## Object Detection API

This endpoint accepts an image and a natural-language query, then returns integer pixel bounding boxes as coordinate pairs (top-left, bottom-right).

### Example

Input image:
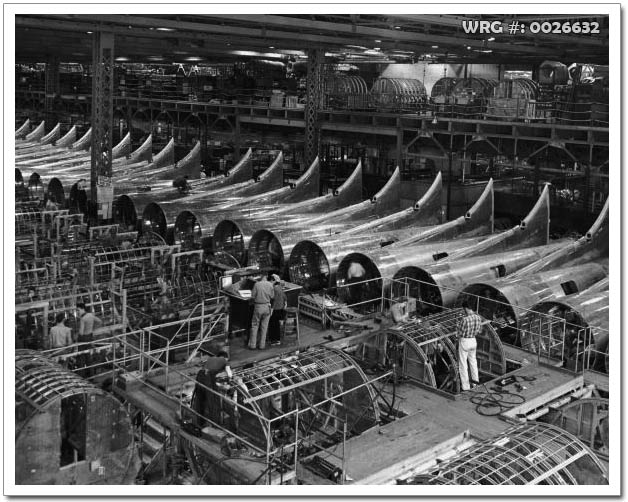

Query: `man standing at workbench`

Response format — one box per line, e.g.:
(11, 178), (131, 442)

(249, 274), (274, 350)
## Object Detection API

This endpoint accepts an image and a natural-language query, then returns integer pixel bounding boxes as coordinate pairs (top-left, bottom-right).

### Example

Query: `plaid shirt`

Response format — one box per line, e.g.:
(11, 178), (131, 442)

(457, 311), (484, 338)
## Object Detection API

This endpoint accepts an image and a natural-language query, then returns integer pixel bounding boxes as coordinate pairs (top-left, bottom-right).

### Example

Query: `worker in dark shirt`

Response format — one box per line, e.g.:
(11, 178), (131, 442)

(173, 175), (191, 194)
(193, 350), (233, 428)
(268, 274), (287, 346)
(69, 179), (88, 214)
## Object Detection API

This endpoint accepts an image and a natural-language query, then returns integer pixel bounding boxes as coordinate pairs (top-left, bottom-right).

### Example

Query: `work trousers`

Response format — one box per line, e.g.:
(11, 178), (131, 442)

(249, 303), (271, 349)
(268, 309), (285, 344)
(458, 337), (479, 391)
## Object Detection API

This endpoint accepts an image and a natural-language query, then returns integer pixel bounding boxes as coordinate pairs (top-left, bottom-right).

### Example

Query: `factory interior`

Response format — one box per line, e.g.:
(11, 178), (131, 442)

(11, 11), (615, 490)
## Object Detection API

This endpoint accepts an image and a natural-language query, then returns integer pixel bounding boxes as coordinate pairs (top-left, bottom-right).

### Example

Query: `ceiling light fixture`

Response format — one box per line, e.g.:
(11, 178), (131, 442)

(488, 37), (496, 42)
(86, 31), (93, 34)
(156, 27), (175, 32)
(375, 39), (381, 42)
(432, 45), (438, 49)
(394, 26), (401, 29)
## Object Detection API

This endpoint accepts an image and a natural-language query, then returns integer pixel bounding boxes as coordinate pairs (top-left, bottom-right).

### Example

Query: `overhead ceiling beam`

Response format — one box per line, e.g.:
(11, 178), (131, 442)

(199, 13), (569, 55)
(22, 14), (571, 56)
(15, 16), (428, 54)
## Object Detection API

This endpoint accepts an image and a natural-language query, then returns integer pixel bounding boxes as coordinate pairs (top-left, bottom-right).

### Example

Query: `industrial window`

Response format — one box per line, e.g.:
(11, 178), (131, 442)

(561, 281), (579, 295)
(490, 265), (507, 278)
(60, 395), (87, 467)
(432, 252), (448, 261)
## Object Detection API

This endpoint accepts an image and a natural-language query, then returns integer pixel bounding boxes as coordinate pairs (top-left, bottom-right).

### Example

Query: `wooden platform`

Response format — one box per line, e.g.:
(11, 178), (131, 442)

(305, 361), (586, 484)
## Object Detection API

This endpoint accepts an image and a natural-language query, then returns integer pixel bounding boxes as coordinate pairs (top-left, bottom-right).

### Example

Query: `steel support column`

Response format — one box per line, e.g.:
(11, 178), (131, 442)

(305, 48), (324, 167)
(44, 56), (60, 129)
(395, 118), (404, 171)
(234, 115), (241, 163)
(90, 31), (115, 222)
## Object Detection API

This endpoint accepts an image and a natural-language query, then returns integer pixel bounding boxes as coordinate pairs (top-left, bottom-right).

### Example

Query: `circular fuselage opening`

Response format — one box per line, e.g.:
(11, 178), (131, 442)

(174, 210), (203, 250)
(336, 253), (382, 309)
(213, 220), (246, 266)
(392, 267), (443, 315)
(288, 240), (331, 292)
(112, 195), (137, 231)
(248, 230), (284, 272)
(142, 203), (168, 240)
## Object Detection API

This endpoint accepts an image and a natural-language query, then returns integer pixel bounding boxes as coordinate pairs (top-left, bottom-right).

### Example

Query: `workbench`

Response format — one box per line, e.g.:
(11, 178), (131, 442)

(222, 281), (302, 336)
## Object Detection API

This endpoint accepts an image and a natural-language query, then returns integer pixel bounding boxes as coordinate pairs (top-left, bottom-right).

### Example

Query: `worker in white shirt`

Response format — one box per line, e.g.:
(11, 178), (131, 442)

(49, 312), (73, 348)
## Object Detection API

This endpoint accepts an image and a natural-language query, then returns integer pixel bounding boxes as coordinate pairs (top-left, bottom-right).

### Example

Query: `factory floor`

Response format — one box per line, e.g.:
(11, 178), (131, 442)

(226, 317), (358, 368)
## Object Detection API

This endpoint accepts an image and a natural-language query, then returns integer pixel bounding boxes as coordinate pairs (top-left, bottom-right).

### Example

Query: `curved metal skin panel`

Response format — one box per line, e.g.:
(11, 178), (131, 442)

(510, 197), (609, 279)
(113, 139), (177, 181)
(262, 160), (364, 216)
(581, 277), (609, 294)
(212, 217), (335, 265)
(345, 171), (444, 234)
(111, 132), (132, 159)
(54, 125), (77, 148)
(24, 120), (46, 142)
(519, 291), (609, 368)
(172, 140), (202, 179)
(16, 149), (89, 170)
(393, 178), (494, 246)
(335, 237), (485, 304)
(15, 118), (30, 139)
(39, 123), (61, 145)
(150, 137), (176, 169)
(113, 148), (256, 225)
(156, 152), (283, 243)
(14, 141), (59, 160)
(456, 261), (609, 345)
(168, 151), (283, 206)
(70, 127), (92, 150)
(407, 422), (608, 485)
(248, 224), (377, 276)
(221, 155), (321, 210)
(46, 177), (66, 206)
(126, 134), (153, 164)
(392, 240), (571, 311)
(15, 350), (139, 485)
(446, 183), (549, 260)
(305, 167), (402, 226)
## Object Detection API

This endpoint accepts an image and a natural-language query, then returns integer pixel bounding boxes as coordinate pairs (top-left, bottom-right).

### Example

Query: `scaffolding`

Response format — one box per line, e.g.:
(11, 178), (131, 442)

(104, 330), (383, 484)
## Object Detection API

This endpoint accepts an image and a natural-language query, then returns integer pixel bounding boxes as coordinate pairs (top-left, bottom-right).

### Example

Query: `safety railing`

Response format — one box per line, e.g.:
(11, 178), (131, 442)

(107, 341), (389, 484)
(15, 86), (610, 129)
(388, 275), (608, 377)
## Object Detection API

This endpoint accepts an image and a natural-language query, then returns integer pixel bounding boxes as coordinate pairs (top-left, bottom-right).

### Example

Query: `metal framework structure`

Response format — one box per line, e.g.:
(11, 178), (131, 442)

(345, 307), (506, 394)
(305, 48), (324, 168)
(15, 350), (139, 485)
(44, 56), (60, 127)
(90, 31), (115, 220)
(402, 422), (608, 485)
(548, 398), (609, 461)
